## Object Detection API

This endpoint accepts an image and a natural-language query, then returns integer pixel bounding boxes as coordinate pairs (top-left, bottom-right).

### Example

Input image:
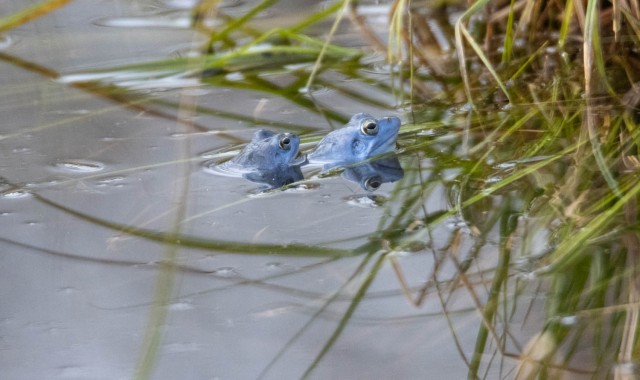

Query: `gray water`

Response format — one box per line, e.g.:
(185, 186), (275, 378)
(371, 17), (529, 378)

(0, 1), (564, 379)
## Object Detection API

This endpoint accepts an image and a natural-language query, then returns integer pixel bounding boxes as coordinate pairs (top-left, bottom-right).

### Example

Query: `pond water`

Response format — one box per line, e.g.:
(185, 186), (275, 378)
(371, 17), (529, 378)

(0, 1), (630, 379)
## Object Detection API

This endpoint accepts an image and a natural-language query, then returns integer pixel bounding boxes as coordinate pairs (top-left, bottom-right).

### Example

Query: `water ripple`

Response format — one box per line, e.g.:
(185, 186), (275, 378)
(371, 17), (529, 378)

(54, 160), (105, 173)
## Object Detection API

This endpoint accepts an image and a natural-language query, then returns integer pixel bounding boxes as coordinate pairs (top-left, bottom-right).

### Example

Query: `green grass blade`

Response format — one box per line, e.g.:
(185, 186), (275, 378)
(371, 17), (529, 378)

(454, 0), (491, 107)
(301, 251), (388, 379)
(459, 26), (512, 103)
(31, 191), (356, 257)
(559, 0), (575, 48)
(207, 0), (278, 46)
(543, 179), (640, 273)
(501, 0), (517, 64)
(305, 0), (350, 91)
(0, 0), (72, 33)
(468, 206), (516, 379)
(257, 252), (376, 379)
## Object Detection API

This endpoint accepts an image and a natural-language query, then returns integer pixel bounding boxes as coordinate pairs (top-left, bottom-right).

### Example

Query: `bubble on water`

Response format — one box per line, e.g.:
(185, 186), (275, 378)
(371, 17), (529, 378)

(344, 194), (387, 208)
(416, 129), (439, 136)
(485, 176), (503, 184)
(97, 176), (125, 184)
(0, 34), (13, 50)
(169, 301), (194, 311)
(494, 162), (516, 169)
(389, 250), (412, 258)
(495, 155), (552, 170)
(298, 84), (330, 95)
(614, 362), (640, 376)
(0, 211), (12, 216)
(163, 342), (201, 353)
(225, 72), (244, 81)
(252, 304), (297, 319)
(214, 267), (238, 277)
(264, 262), (295, 272)
(480, 188), (494, 197)
(516, 271), (538, 281)
(54, 160), (105, 173)
(48, 327), (61, 335)
(58, 366), (104, 378)
(446, 220), (469, 229)
(265, 262), (283, 270)
(57, 287), (75, 294)
(558, 315), (577, 326)
(100, 137), (125, 142)
(450, 102), (473, 114)
(2, 189), (30, 199)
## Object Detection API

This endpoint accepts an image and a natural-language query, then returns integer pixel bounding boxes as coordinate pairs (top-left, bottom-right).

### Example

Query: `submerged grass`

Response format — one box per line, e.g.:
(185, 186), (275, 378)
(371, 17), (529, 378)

(2, 0), (640, 378)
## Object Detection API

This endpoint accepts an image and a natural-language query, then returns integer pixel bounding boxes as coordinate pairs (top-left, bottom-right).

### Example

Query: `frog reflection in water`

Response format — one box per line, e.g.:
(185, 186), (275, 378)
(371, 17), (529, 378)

(220, 129), (304, 188)
(341, 155), (404, 191)
(307, 113), (401, 166)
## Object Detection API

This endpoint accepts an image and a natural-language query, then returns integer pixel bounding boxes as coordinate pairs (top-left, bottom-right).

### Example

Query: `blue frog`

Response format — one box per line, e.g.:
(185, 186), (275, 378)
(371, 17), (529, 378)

(307, 113), (401, 165)
(211, 129), (304, 189)
(224, 129), (303, 171)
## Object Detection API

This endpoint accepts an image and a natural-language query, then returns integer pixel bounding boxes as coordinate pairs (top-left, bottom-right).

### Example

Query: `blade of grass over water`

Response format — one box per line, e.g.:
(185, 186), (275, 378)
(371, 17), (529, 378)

(468, 205), (517, 379)
(304, 0), (350, 91)
(454, 0), (490, 107)
(501, 0), (517, 64)
(62, 45), (360, 81)
(558, 0), (575, 48)
(135, 46), (210, 380)
(542, 178), (640, 274)
(584, 0), (615, 97)
(0, 52), (215, 134)
(0, 0), (72, 33)
(507, 41), (548, 82)
(290, 0), (344, 33)
(458, 26), (512, 103)
(206, 0), (278, 46)
(257, 251), (378, 380)
(30, 191), (357, 257)
(585, 104), (623, 198)
(301, 251), (388, 379)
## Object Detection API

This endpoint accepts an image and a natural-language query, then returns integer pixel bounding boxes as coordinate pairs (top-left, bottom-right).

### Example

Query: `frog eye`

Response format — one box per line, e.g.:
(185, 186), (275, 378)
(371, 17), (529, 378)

(360, 119), (378, 136)
(364, 176), (382, 191)
(279, 136), (291, 150)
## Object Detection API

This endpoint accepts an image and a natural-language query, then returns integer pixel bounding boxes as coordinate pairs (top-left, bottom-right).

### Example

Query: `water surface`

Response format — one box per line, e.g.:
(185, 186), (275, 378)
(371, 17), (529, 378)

(0, 1), (618, 379)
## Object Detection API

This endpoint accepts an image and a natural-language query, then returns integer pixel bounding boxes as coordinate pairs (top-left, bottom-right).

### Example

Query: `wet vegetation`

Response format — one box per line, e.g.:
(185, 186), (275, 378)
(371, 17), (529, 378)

(2, 0), (640, 379)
